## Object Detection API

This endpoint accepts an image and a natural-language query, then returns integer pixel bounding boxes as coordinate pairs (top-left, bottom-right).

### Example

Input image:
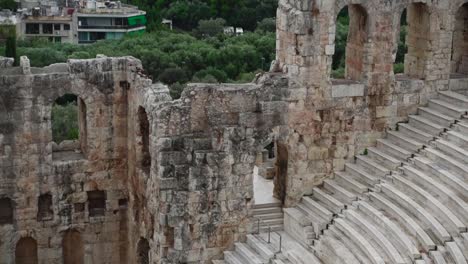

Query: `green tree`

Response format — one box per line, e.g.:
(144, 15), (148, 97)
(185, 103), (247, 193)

(0, 0), (16, 10)
(197, 18), (226, 37)
(5, 36), (16, 62)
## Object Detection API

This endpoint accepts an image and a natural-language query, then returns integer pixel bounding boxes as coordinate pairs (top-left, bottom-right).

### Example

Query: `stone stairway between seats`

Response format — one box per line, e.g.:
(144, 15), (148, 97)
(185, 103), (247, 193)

(213, 90), (468, 264)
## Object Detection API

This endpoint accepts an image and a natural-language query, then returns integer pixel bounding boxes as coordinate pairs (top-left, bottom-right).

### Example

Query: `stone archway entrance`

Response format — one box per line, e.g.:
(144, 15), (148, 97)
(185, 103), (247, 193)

(15, 237), (38, 264)
(63, 229), (84, 264)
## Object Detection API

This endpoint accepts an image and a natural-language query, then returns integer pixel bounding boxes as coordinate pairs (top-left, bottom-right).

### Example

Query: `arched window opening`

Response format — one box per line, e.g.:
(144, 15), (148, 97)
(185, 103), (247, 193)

(404, 3), (430, 79)
(394, 9), (408, 74)
(137, 238), (150, 264)
(332, 5), (369, 82)
(137, 106), (151, 173)
(15, 237), (38, 264)
(452, 3), (468, 75)
(63, 229), (84, 264)
(0, 197), (13, 225)
(87, 190), (106, 217)
(52, 94), (87, 160)
(37, 193), (53, 221)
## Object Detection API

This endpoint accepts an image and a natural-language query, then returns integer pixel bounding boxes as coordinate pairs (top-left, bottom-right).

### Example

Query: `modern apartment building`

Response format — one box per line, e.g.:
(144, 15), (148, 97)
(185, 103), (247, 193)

(0, 0), (146, 44)
(77, 1), (146, 43)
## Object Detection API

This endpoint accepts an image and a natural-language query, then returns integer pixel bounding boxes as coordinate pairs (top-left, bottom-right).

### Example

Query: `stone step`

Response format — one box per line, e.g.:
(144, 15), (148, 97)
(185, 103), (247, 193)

(212, 260), (227, 264)
(345, 162), (380, 186)
(246, 234), (275, 260)
(252, 202), (282, 210)
(261, 218), (284, 226)
(259, 225), (283, 233)
(323, 179), (357, 203)
(454, 122), (468, 134)
(312, 235), (361, 264)
(387, 130), (424, 152)
(445, 130), (468, 149)
(402, 165), (468, 224)
(334, 171), (368, 194)
(408, 115), (445, 136)
(429, 99), (467, 118)
(418, 107), (455, 127)
(423, 147), (468, 181)
(234, 243), (266, 264)
(380, 183), (452, 242)
(391, 174), (467, 234)
(368, 146), (402, 170)
(311, 187), (345, 214)
(269, 232), (322, 264)
(429, 248), (448, 264)
(438, 90), (468, 108)
(333, 217), (386, 264)
(254, 212), (284, 221)
(325, 226), (374, 264)
(398, 123), (434, 144)
(302, 196), (334, 221)
(253, 207), (283, 215)
(224, 251), (244, 264)
(357, 201), (421, 260)
(368, 192), (436, 251)
(446, 241), (468, 264)
(376, 139), (412, 161)
(343, 209), (407, 264)
(355, 155), (390, 178)
(413, 156), (468, 200)
(294, 204), (326, 236)
(434, 139), (468, 163)
(454, 234), (468, 260)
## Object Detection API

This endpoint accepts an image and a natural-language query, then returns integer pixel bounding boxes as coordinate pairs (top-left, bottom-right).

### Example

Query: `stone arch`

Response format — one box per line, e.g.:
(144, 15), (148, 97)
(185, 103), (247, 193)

(0, 197), (13, 225)
(403, 2), (431, 78)
(137, 238), (150, 264)
(332, 4), (369, 81)
(451, 3), (468, 74)
(63, 229), (84, 264)
(137, 106), (151, 173)
(15, 237), (38, 264)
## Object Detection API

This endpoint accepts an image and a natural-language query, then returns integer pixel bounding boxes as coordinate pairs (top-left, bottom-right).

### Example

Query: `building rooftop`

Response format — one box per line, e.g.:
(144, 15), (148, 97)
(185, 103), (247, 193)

(77, 2), (145, 16)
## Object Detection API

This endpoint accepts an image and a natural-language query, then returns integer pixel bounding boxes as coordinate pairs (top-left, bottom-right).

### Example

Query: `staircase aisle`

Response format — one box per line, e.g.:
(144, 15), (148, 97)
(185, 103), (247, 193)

(213, 90), (468, 264)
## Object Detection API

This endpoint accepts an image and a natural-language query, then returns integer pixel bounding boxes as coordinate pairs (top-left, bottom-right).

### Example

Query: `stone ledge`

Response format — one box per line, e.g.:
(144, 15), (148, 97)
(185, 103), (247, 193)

(331, 83), (365, 98)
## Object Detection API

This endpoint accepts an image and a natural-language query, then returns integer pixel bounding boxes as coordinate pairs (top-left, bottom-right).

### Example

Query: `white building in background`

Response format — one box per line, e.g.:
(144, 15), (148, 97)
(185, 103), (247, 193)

(1, 0), (146, 44)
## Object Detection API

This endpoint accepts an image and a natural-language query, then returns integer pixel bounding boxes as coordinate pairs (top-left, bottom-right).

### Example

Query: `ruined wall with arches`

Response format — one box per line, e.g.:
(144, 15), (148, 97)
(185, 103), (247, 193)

(276, 0), (468, 204)
(0, 56), (287, 263)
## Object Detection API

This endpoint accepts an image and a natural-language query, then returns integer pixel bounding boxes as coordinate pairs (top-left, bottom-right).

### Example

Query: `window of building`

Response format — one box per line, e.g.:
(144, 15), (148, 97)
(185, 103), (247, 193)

(43, 23), (53, 34)
(0, 198), (13, 225)
(15, 237), (38, 264)
(452, 3), (468, 75)
(137, 106), (151, 173)
(37, 193), (53, 221)
(25, 23), (39, 34)
(87, 190), (106, 217)
(54, 24), (61, 31)
(52, 94), (87, 159)
(64, 24), (70, 30)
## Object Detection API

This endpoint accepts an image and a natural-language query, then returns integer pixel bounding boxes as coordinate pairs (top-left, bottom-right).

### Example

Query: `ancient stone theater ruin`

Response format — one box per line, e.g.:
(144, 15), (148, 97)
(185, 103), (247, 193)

(1, 0), (468, 263)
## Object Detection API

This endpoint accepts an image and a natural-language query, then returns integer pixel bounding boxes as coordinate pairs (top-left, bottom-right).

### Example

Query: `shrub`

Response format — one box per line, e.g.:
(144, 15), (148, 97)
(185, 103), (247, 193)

(158, 68), (189, 85)
(197, 18), (226, 37)
(394, 63), (404, 74)
(193, 67), (227, 82)
(169, 82), (186, 99)
(256, 18), (276, 32)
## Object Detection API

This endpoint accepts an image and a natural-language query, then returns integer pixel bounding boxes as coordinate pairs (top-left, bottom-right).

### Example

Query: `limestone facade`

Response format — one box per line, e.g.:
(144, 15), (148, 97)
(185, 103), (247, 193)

(1, 0), (468, 263)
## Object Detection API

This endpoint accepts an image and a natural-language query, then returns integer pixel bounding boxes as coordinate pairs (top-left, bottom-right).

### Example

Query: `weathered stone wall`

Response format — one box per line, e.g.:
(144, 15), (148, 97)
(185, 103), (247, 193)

(0, 57), (148, 263)
(0, 57), (287, 263)
(276, 0), (468, 204)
